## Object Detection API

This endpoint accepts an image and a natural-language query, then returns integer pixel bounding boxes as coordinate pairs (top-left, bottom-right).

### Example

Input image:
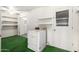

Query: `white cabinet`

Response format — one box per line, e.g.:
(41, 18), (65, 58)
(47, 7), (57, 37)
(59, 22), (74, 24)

(27, 30), (46, 52)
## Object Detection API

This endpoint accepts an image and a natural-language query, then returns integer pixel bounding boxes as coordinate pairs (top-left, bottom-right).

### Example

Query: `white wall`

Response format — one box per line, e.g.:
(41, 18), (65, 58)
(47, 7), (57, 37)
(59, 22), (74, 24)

(18, 12), (29, 35)
(27, 7), (54, 31)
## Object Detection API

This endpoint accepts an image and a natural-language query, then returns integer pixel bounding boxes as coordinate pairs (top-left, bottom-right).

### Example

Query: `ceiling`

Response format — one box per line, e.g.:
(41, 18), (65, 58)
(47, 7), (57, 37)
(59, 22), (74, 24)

(15, 6), (40, 11)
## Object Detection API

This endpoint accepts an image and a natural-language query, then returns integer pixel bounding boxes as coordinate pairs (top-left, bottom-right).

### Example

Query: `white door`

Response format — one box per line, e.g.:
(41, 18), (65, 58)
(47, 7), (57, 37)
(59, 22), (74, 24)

(54, 7), (73, 51)
(18, 17), (27, 35)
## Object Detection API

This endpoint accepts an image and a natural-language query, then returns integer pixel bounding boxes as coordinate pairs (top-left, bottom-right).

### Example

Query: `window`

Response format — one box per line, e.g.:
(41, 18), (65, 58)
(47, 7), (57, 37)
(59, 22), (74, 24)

(56, 10), (69, 26)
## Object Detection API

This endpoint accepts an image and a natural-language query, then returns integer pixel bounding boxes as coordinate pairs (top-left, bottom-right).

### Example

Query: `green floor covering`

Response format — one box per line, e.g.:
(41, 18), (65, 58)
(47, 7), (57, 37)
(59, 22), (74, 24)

(1, 35), (34, 52)
(42, 45), (69, 52)
(1, 35), (69, 52)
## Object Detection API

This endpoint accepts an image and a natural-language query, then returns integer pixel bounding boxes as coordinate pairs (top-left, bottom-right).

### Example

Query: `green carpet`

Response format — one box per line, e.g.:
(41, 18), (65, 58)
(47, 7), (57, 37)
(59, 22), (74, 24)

(42, 45), (69, 52)
(1, 35), (69, 52)
(1, 35), (34, 52)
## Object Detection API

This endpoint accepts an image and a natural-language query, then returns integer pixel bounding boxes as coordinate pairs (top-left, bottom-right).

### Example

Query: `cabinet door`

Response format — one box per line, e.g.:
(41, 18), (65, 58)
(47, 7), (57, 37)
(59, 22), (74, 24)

(28, 31), (39, 51)
(54, 7), (73, 51)
(39, 31), (46, 51)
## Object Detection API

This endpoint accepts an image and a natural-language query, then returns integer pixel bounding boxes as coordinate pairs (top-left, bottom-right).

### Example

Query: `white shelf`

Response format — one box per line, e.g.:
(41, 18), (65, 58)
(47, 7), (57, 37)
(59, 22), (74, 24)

(2, 20), (18, 23)
(39, 17), (52, 25)
(2, 24), (18, 26)
(39, 22), (52, 25)
(2, 16), (17, 19)
(39, 17), (52, 20)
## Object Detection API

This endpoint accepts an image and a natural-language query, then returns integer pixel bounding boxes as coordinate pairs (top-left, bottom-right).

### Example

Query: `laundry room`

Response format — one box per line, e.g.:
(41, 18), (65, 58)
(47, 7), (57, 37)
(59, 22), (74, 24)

(0, 6), (79, 52)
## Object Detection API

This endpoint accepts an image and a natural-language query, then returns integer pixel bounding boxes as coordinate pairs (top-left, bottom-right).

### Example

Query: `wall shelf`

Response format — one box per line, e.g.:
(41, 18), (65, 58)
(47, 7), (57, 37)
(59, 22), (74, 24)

(2, 24), (18, 26)
(0, 12), (19, 38)
(2, 20), (18, 23)
(39, 18), (52, 20)
(39, 17), (52, 25)
(1, 15), (18, 27)
(39, 22), (52, 25)
(2, 16), (17, 19)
